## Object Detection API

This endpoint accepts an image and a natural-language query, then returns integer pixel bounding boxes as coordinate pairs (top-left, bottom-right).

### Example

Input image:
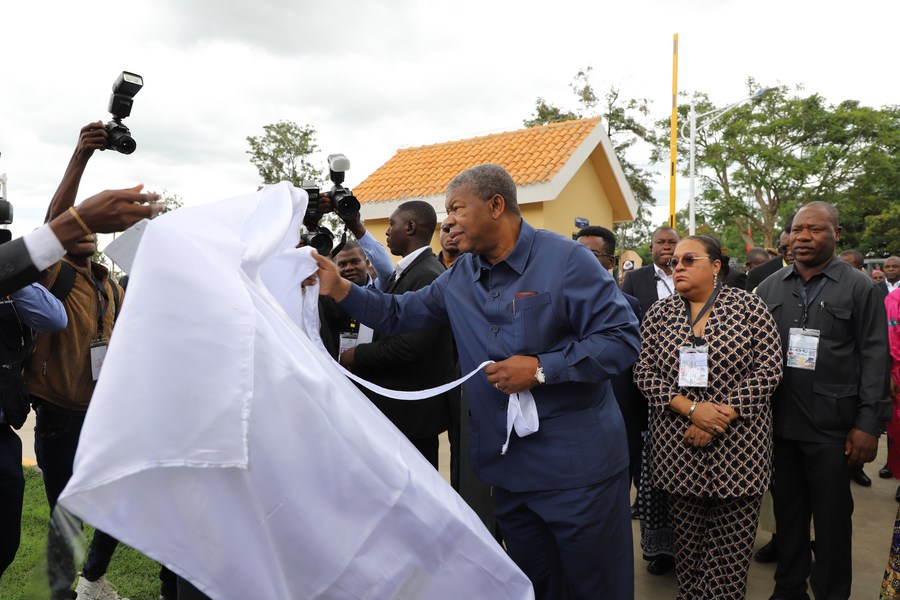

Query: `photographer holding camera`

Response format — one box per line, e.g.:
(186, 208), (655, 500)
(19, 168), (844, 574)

(26, 122), (137, 600)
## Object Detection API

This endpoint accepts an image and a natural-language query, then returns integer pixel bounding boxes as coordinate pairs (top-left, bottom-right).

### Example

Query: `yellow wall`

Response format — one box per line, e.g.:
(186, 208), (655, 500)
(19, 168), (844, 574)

(543, 160), (613, 239)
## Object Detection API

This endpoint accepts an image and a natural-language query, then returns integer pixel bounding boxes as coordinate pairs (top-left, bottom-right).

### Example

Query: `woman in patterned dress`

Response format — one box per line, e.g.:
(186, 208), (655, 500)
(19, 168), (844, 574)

(634, 235), (783, 600)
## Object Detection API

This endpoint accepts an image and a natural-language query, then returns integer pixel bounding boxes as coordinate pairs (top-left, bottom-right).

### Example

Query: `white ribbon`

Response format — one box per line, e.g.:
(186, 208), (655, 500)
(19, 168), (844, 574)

(301, 277), (540, 454)
(340, 361), (540, 455)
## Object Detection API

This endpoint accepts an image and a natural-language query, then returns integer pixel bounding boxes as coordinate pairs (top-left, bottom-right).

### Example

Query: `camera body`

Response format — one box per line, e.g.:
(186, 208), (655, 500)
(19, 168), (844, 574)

(299, 154), (360, 256)
(105, 71), (143, 154)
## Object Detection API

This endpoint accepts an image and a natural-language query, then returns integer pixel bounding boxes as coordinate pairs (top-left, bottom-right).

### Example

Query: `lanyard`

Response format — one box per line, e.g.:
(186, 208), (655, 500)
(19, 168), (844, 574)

(683, 284), (721, 344)
(74, 267), (111, 340)
(796, 277), (827, 328)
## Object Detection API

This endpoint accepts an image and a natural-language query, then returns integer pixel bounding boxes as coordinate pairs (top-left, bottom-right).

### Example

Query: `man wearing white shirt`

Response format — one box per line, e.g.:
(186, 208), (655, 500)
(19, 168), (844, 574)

(884, 256), (900, 294)
(622, 226), (679, 318)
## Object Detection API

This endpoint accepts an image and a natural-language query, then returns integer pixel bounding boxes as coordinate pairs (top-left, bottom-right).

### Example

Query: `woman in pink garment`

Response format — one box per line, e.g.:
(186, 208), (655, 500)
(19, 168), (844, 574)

(880, 288), (900, 599)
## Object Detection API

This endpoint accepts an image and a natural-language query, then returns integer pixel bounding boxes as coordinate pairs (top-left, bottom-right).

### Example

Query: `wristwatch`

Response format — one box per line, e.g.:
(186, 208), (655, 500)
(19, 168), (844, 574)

(534, 364), (545, 385)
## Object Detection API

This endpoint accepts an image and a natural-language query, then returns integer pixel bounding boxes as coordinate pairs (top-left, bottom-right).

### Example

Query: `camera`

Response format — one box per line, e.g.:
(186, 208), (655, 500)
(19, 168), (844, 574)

(105, 71), (143, 154)
(325, 154), (361, 222)
(300, 154), (360, 256)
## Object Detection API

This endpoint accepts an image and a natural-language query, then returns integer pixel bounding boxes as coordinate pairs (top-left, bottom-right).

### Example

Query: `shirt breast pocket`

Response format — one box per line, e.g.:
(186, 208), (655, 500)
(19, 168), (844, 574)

(819, 303), (852, 340)
(514, 292), (555, 353)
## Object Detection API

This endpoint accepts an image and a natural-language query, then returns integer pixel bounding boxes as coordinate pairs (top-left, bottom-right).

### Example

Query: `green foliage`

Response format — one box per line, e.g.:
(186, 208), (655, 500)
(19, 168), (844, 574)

(246, 120), (321, 187)
(523, 98), (578, 128)
(523, 66), (658, 251)
(1, 468), (161, 600)
(664, 79), (899, 255)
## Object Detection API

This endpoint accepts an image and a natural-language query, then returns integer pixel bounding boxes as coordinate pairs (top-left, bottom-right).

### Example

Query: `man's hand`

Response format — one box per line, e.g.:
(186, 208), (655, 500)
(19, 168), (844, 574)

(684, 424), (714, 448)
(321, 191), (366, 238)
(74, 184), (163, 233)
(339, 347), (356, 369)
(74, 121), (108, 161)
(312, 252), (352, 300)
(484, 356), (540, 394)
(845, 428), (878, 467)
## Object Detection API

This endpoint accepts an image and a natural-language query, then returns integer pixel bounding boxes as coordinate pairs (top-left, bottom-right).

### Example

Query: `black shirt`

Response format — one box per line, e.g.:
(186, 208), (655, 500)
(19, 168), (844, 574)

(757, 257), (891, 442)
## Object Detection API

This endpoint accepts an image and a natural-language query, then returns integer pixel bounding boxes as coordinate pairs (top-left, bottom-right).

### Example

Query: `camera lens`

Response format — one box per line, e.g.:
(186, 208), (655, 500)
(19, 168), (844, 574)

(335, 194), (360, 221)
(109, 131), (136, 155)
(105, 122), (136, 155)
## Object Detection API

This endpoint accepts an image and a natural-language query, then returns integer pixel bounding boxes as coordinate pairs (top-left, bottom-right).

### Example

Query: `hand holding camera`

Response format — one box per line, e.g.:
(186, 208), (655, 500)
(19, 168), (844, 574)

(300, 154), (361, 256)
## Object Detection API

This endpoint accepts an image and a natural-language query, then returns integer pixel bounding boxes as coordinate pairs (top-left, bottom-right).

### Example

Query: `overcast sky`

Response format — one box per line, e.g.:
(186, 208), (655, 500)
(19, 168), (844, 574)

(0, 0), (896, 238)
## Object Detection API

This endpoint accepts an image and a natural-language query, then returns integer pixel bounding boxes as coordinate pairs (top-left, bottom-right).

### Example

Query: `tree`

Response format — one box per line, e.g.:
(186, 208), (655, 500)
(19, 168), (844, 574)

(246, 121), (320, 186)
(524, 67), (658, 250)
(833, 105), (900, 256)
(664, 80), (898, 257)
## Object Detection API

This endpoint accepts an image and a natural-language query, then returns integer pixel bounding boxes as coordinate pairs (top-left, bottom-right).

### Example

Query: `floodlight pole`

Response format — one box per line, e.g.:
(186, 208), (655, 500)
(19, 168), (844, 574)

(684, 87), (776, 235)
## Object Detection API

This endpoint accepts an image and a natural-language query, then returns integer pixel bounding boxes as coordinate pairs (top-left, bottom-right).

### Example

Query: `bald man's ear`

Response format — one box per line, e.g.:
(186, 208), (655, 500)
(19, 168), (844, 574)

(407, 220), (416, 236)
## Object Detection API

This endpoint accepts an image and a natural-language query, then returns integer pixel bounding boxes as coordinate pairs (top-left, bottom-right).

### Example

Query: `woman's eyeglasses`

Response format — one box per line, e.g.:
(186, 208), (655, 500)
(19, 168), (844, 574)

(667, 253), (711, 270)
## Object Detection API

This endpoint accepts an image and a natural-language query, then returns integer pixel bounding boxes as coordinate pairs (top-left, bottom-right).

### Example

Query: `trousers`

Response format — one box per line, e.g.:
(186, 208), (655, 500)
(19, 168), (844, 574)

(33, 401), (121, 596)
(772, 437), (853, 600)
(0, 423), (24, 576)
(669, 493), (762, 599)
(494, 468), (633, 600)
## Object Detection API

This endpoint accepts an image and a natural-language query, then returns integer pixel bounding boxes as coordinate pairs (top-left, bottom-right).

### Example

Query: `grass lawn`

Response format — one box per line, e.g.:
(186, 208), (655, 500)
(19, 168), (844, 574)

(0, 467), (163, 600)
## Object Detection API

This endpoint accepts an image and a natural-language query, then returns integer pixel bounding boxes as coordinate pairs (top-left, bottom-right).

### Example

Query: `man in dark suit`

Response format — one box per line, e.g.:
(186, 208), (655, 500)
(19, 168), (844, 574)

(621, 226), (679, 316)
(339, 200), (455, 469)
(746, 216), (795, 292)
(618, 225), (681, 576)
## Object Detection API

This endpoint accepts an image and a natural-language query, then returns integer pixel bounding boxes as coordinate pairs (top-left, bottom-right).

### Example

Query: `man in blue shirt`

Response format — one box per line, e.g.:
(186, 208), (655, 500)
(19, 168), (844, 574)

(0, 282), (67, 578)
(313, 164), (640, 599)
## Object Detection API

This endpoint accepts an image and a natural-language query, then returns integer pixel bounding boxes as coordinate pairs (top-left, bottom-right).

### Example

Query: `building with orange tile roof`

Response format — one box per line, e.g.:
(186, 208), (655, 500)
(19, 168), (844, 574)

(352, 117), (637, 259)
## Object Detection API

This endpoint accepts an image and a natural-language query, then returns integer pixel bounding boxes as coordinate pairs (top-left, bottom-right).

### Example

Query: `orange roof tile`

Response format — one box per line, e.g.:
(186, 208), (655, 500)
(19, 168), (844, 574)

(354, 117), (602, 204)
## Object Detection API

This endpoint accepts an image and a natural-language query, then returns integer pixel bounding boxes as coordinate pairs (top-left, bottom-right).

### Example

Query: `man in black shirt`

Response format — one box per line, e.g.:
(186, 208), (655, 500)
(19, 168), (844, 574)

(758, 201), (890, 600)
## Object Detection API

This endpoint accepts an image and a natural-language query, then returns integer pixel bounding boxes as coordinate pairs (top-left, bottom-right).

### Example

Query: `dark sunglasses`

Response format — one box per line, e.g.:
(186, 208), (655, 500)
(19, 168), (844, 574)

(667, 253), (710, 270)
(589, 249), (619, 264)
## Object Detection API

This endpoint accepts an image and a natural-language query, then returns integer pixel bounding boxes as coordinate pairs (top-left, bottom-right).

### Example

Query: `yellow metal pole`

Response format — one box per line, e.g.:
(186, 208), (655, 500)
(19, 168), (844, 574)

(669, 34), (679, 228)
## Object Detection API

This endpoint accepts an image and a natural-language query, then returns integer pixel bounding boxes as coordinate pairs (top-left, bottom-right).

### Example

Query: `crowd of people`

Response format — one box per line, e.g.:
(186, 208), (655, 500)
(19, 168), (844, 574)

(0, 123), (897, 600)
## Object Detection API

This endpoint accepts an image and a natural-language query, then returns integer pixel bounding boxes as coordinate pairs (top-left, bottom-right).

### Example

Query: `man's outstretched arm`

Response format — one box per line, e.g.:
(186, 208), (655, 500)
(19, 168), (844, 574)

(44, 121), (107, 222)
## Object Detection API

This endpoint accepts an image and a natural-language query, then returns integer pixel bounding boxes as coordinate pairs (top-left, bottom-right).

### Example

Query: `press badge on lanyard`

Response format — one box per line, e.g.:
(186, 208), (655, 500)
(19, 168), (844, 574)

(90, 340), (108, 380)
(679, 346), (709, 387)
(787, 277), (826, 371)
(787, 328), (819, 370)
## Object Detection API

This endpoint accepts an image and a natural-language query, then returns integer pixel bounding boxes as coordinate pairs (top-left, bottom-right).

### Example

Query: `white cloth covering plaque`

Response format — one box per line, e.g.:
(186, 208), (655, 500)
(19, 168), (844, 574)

(59, 183), (533, 600)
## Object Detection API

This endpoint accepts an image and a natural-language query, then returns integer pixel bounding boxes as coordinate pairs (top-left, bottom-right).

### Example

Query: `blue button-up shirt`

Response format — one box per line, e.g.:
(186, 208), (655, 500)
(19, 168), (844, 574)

(340, 220), (640, 491)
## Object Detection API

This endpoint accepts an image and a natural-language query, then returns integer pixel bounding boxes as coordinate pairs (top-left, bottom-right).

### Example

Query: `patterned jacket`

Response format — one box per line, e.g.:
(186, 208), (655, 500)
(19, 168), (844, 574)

(634, 285), (783, 497)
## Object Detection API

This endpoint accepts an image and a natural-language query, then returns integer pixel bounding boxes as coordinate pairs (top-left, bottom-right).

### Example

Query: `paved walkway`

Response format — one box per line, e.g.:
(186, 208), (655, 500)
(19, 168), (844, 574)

(18, 418), (895, 598)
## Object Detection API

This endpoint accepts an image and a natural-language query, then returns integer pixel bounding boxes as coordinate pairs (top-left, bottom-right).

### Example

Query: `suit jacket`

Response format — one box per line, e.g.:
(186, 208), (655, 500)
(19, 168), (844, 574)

(610, 292), (646, 475)
(352, 250), (455, 440)
(745, 256), (784, 292)
(725, 268), (747, 290)
(877, 281), (890, 298)
(0, 238), (44, 296)
(621, 264), (666, 320)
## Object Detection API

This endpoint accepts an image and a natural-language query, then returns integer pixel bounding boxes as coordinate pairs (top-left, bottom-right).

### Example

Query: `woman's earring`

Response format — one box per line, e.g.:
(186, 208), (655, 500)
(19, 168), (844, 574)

(713, 271), (719, 287)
